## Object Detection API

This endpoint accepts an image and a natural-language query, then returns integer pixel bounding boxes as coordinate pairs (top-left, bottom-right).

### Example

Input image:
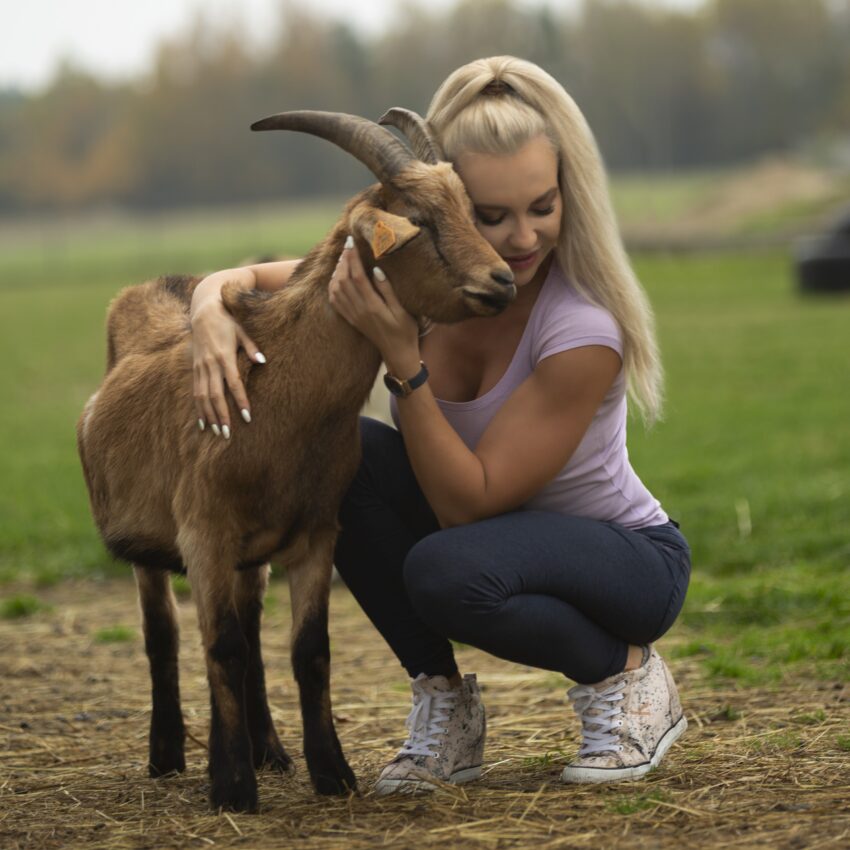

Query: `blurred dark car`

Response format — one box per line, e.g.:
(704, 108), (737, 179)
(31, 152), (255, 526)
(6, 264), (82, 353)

(795, 208), (850, 293)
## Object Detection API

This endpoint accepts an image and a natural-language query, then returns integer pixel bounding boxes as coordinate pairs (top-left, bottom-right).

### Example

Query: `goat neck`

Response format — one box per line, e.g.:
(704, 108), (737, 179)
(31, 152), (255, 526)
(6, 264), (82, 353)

(223, 205), (386, 414)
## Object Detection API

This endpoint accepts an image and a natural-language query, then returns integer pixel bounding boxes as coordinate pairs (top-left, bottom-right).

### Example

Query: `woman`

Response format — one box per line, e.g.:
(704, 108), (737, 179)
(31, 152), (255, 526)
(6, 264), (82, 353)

(189, 56), (690, 794)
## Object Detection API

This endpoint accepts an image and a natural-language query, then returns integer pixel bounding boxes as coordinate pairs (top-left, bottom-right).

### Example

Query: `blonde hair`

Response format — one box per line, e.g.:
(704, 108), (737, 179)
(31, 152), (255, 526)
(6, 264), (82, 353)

(427, 56), (663, 425)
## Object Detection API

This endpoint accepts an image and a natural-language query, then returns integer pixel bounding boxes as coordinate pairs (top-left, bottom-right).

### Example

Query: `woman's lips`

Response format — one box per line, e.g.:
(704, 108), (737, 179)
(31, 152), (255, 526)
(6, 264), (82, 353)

(504, 250), (538, 270)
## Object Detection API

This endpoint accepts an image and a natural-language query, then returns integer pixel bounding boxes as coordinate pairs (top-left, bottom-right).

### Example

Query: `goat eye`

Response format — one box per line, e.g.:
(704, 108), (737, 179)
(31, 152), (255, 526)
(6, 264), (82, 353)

(408, 216), (425, 228)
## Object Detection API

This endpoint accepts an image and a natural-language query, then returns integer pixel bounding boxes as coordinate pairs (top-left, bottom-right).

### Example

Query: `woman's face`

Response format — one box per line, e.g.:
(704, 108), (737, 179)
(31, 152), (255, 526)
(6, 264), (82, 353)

(454, 134), (562, 290)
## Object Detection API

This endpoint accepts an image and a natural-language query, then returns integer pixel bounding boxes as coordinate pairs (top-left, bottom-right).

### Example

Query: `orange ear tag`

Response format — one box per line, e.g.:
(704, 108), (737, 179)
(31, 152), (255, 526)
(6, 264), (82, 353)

(371, 220), (397, 258)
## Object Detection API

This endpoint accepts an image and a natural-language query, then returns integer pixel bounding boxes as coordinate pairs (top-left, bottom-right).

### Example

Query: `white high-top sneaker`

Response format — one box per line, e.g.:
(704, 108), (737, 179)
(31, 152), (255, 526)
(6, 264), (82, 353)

(374, 673), (486, 796)
(560, 648), (687, 783)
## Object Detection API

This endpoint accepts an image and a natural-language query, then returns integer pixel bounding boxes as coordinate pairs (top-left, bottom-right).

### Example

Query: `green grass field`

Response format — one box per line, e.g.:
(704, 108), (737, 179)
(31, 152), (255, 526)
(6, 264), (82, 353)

(0, 201), (847, 686)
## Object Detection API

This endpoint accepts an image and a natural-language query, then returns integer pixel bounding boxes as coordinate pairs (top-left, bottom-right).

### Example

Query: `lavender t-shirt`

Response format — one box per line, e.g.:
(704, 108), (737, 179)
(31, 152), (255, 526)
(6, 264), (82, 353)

(391, 261), (668, 529)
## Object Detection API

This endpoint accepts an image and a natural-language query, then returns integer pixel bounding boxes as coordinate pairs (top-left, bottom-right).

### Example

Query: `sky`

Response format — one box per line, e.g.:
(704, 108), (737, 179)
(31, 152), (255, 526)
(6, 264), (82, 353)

(2, 0), (702, 92)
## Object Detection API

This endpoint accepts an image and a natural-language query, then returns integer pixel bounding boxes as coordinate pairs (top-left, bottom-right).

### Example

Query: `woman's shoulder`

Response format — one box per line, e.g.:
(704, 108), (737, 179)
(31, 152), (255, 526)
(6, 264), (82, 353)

(531, 263), (623, 360)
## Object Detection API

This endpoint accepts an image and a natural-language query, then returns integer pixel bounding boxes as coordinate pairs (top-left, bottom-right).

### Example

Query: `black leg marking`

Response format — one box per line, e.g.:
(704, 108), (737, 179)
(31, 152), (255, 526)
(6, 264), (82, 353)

(136, 568), (185, 777)
(238, 582), (293, 774)
(206, 610), (258, 812)
(292, 607), (356, 795)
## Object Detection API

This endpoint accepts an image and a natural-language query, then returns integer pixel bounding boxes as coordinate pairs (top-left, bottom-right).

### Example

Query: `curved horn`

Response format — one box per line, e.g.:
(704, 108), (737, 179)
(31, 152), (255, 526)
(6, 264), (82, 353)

(379, 108), (444, 164)
(251, 110), (416, 184)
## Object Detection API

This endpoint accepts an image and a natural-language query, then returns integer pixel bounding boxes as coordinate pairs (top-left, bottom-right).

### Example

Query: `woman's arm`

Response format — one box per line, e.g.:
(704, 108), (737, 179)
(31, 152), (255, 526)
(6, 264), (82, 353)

(189, 259), (302, 433)
(329, 239), (621, 527)
(393, 345), (620, 526)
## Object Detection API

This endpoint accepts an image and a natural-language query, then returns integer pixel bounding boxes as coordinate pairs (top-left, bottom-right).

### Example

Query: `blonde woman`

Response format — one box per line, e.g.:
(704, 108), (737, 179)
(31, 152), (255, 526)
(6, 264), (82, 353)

(189, 56), (690, 793)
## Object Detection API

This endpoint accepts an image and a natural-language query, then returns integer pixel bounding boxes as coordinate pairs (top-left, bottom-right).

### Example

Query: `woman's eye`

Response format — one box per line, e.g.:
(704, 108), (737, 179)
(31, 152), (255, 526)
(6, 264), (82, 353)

(475, 205), (554, 226)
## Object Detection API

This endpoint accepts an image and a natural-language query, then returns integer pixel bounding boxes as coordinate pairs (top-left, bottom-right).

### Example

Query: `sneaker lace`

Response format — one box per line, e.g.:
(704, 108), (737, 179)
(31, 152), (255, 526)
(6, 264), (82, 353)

(400, 675), (459, 759)
(568, 679), (625, 757)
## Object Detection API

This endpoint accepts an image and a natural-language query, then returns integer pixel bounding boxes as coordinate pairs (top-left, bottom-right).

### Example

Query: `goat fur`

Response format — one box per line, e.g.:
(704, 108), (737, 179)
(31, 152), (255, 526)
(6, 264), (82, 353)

(77, 162), (513, 811)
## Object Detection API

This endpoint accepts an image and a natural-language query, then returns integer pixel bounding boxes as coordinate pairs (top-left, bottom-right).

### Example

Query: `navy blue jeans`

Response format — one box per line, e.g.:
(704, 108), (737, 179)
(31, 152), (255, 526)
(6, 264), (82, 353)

(334, 418), (691, 684)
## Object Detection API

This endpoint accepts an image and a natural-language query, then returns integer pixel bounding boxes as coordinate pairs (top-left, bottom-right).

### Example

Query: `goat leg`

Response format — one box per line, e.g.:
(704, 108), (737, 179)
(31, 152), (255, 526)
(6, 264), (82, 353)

(184, 541), (258, 813)
(233, 564), (294, 774)
(135, 566), (186, 777)
(288, 531), (357, 795)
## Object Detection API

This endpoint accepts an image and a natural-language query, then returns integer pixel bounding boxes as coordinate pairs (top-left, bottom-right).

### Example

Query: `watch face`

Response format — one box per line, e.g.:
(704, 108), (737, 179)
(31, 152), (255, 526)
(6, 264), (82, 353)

(383, 373), (406, 397)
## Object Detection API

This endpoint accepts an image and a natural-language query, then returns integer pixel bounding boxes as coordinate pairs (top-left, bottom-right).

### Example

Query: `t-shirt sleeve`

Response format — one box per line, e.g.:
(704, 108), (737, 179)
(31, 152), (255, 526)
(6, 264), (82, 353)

(533, 299), (623, 366)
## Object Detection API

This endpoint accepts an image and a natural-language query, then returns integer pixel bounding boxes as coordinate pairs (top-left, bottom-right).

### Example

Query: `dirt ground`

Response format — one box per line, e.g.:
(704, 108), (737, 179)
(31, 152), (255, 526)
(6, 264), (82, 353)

(1, 578), (847, 850)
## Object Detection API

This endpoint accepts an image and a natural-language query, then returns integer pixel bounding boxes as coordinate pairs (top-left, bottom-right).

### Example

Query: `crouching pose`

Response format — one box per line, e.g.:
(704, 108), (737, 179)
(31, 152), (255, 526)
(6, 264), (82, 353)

(190, 55), (690, 793)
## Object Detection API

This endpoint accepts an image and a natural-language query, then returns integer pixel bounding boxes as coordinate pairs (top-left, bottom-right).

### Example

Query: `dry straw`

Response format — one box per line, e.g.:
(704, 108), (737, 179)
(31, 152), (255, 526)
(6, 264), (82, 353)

(1, 579), (847, 849)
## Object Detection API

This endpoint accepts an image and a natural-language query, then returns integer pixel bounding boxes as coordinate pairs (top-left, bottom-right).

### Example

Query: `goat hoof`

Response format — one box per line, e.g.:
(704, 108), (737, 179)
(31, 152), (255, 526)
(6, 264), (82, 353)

(312, 763), (357, 796)
(149, 720), (186, 777)
(256, 742), (295, 774)
(209, 771), (258, 813)
(149, 752), (186, 778)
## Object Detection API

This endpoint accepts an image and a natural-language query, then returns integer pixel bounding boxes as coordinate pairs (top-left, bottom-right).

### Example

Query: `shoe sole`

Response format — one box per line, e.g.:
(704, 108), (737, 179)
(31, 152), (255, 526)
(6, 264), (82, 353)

(560, 715), (688, 784)
(373, 765), (482, 796)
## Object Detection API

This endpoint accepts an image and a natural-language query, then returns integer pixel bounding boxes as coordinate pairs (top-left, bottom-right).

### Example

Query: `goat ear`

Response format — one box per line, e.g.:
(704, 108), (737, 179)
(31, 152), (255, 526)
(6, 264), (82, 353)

(350, 205), (421, 259)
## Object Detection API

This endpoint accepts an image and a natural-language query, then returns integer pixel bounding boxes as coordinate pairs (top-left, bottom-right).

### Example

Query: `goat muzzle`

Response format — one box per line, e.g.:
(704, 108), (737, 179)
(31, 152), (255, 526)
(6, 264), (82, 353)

(490, 269), (515, 288)
(461, 283), (516, 315)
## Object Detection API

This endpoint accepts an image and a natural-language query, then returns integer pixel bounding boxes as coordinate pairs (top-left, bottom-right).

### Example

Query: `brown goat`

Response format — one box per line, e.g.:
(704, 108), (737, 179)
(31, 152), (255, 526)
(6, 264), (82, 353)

(77, 109), (515, 812)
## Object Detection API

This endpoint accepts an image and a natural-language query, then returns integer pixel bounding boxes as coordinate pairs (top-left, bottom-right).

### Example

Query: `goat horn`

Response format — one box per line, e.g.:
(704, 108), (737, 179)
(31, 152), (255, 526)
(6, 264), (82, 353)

(378, 108), (444, 164)
(251, 110), (416, 184)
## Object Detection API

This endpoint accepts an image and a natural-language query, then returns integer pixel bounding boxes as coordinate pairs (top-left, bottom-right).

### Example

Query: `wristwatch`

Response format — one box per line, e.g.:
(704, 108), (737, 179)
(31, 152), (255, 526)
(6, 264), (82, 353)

(383, 361), (429, 398)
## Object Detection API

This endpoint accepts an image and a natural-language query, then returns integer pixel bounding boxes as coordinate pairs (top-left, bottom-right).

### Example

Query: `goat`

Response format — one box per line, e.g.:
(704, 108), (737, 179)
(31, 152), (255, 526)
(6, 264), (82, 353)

(76, 109), (516, 812)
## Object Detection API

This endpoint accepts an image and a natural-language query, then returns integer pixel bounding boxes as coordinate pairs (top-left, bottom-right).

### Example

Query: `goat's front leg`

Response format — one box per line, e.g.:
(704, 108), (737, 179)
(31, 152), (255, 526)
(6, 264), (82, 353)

(135, 566), (186, 777)
(288, 530), (356, 795)
(233, 564), (293, 774)
(185, 548), (257, 812)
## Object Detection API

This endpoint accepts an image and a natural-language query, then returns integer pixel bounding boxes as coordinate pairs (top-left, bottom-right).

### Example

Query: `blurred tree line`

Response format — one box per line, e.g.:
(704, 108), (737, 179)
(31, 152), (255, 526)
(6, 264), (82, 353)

(1, 0), (849, 213)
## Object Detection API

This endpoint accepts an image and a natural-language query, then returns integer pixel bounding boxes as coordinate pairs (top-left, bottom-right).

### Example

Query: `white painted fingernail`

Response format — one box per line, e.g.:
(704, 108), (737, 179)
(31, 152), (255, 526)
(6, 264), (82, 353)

(241, 408), (252, 424)
(222, 425), (231, 440)
(255, 352), (267, 364)
(344, 235), (354, 250)
(211, 423), (221, 437)
(373, 266), (387, 282)
(198, 419), (205, 431)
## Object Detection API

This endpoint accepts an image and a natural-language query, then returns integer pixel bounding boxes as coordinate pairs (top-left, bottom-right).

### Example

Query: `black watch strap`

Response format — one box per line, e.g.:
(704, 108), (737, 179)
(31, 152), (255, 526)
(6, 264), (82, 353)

(384, 361), (429, 398)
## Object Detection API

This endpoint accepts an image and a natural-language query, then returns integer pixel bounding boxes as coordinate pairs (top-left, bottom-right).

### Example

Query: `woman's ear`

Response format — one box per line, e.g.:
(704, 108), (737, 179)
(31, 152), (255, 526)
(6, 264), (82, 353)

(349, 203), (421, 259)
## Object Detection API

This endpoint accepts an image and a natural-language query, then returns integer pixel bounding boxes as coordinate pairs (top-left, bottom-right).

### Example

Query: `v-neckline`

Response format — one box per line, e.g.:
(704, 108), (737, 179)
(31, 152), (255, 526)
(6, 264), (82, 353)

(434, 264), (554, 409)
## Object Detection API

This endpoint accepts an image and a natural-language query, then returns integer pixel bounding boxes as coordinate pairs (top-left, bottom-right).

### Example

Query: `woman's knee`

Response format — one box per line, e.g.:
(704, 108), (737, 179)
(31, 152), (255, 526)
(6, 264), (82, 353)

(403, 531), (505, 635)
(402, 535), (468, 626)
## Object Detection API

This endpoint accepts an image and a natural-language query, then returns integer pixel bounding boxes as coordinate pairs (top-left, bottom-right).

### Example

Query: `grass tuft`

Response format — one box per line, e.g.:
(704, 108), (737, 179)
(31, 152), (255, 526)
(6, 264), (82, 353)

(794, 709), (826, 726)
(94, 625), (136, 643)
(521, 751), (567, 769)
(712, 704), (741, 722)
(607, 789), (670, 815)
(0, 593), (51, 619)
(171, 574), (191, 599)
(745, 730), (804, 755)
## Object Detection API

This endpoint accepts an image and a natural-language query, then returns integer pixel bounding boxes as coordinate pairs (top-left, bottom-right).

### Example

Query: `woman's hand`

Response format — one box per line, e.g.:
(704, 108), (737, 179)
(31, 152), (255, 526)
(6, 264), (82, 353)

(328, 235), (420, 375)
(190, 292), (264, 437)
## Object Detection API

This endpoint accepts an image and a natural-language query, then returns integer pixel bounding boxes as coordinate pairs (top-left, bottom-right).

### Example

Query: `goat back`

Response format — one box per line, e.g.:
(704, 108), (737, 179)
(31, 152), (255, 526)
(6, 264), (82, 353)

(106, 275), (200, 371)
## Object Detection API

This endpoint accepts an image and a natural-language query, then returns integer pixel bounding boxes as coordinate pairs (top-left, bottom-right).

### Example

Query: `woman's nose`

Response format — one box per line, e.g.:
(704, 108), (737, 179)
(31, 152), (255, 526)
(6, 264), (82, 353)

(509, 217), (537, 251)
